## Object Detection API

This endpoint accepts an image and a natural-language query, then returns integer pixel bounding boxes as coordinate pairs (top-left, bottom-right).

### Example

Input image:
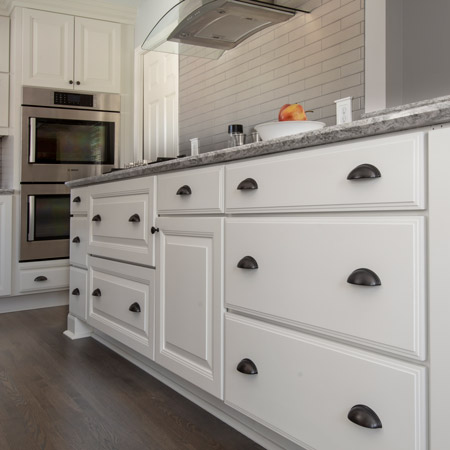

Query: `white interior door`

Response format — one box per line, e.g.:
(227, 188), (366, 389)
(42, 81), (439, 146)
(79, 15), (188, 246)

(143, 52), (179, 161)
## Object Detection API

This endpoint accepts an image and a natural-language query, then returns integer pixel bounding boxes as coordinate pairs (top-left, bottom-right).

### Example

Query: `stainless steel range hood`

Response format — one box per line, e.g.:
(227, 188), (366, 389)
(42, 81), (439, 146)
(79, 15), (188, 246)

(142, 0), (318, 60)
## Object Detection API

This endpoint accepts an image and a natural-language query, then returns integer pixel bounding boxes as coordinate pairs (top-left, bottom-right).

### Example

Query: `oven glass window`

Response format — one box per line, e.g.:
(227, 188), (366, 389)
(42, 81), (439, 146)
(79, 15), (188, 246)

(33, 118), (115, 164)
(30, 195), (70, 241)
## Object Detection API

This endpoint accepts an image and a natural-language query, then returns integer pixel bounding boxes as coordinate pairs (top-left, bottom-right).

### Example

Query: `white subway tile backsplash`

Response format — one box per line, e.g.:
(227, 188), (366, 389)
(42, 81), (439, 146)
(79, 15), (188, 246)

(179, 0), (364, 153)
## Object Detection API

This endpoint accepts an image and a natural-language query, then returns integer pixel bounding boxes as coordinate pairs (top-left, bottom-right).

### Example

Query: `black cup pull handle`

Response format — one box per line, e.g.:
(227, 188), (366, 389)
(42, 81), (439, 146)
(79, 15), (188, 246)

(237, 178), (258, 190)
(71, 288), (80, 296)
(92, 288), (101, 297)
(34, 276), (47, 282)
(237, 256), (259, 270)
(128, 213), (140, 223)
(151, 226), (160, 234)
(72, 236), (80, 243)
(72, 196), (81, 203)
(237, 358), (258, 375)
(129, 302), (141, 313)
(347, 405), (382, 429)
(347, 163), (381, 180)
(92, 214), (101, 222)
(176, 185), (192, 196)
(347, 268), (381, 286)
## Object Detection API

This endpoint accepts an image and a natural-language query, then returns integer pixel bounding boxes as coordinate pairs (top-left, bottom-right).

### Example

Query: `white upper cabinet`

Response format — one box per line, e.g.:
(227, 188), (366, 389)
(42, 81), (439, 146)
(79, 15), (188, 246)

(22, 9), (121, 93)
(0, 16), (10, 73)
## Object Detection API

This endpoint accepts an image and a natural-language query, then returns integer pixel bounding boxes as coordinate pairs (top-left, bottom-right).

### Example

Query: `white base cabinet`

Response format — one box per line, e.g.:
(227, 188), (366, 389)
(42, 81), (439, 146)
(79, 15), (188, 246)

(155, 216), (224, 399)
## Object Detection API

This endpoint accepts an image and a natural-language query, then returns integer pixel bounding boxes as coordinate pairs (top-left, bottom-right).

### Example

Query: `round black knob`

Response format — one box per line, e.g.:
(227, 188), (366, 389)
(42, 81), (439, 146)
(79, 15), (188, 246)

(151, 226), (159, 234)
(69, 80), (74, 84)
(76, 81), (81, 85)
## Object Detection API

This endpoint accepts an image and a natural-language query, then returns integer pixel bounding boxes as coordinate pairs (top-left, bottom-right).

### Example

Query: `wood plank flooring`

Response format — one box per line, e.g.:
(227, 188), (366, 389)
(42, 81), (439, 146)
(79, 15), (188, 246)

(0, 306), (264, 450)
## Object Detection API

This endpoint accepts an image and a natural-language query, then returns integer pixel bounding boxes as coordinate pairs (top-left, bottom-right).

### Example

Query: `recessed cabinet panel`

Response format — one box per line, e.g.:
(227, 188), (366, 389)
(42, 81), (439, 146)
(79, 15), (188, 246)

(69, 266), (87, 320)
(0, 16), (9, 73)
(88, 177), (156, 266)
(226, 132), (426, 212)
(19, 261), (69, 293)
(225, 313), (426, 450)
(0, 196), (12, 297)
(226, 217), (426, 359)
(22, 9), (74, 89)
(157, 166), (224, 214)
(88, 256), (154, 359)
(74, 17), (121, 93)
(156, 217), (224, 398)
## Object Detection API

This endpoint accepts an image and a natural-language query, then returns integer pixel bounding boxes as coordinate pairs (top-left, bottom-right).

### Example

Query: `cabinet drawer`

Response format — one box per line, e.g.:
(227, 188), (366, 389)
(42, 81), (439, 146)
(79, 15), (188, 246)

(71, 187), (88, 214)
(157, 166), (224, 214)
(88, 256), (154, 359)
(88, 177), (155, 266)
(225, 132), (425, 212)
(19, 261), (69, 293)
(70, 216), (88, 268)
(69, 266), (87, 320)
(225, 314), (426, 450)
(226, 217), (426, 359)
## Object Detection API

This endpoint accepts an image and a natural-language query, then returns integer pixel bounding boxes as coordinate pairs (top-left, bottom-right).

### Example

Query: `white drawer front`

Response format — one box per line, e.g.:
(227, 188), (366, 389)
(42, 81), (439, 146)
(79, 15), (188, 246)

(226, 132), (425, 212)
(157, 166), (224, 214)
(71, 187), (88, 214)
(225, 314), (427, 450)
(69, 266), (87, 320)
(88, 177), (155, 266)
(226, 217), (426, 359)
(88, 256), (154, 359)
(19, 263), (69, 293)
(70, 216), (88, 268)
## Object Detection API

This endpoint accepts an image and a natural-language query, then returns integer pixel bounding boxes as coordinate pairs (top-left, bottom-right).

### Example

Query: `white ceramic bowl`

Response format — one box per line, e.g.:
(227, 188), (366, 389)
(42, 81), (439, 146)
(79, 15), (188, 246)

(255, 120), (326, 141)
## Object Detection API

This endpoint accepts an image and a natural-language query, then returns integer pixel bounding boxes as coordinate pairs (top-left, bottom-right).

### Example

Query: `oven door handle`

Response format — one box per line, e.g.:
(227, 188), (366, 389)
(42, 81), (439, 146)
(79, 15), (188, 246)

(29, 117), (37, 163)
(28, 195), (35, 241)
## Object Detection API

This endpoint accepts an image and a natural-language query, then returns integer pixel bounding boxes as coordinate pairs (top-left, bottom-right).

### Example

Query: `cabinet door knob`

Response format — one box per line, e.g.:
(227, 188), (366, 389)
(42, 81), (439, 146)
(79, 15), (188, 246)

(92, 288), (101, 297)
(237, 256), (259, 270)
(347, 164), (381, 180)
(76, 81), (81, 85)
(347, 268), (381, 286)
(69, 80), (74, 85)
(237, 178), (258, 190)
(128, 213), (141, 223)
(129, 302), (141, 313)
(151, 226), (159, 234)
(237, 358), (258, 375)
(71, 288), (80, 296)
(72, 236), (80, 243)
(347, 405), (382, 429)
(72, 196), (81, 203)
(176, 185), (192, 196)
(34, 275), (47, 282)
(92, 214), (101, 222)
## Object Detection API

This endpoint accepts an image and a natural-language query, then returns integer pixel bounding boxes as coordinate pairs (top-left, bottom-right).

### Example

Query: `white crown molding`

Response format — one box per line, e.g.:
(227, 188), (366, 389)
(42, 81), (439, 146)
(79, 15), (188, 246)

(0, 0), (137, 24)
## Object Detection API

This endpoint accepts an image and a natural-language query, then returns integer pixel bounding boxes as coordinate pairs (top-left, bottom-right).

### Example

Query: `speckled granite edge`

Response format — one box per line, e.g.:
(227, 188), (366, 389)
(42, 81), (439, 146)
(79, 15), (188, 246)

(68, 98), (450, 188)
(0, 189), (14, 195)
(361, 95), (450, 119)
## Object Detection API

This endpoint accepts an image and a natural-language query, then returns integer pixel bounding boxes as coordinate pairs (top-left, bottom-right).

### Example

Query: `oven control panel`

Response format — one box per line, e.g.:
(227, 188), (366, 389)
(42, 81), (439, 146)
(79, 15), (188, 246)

(54, 92), (94, 107)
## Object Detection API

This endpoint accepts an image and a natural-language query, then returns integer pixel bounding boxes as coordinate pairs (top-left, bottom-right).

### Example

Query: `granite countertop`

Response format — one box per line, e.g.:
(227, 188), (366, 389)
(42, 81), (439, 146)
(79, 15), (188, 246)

(0, 189), (14, 195)
(68, 96), (450, 188)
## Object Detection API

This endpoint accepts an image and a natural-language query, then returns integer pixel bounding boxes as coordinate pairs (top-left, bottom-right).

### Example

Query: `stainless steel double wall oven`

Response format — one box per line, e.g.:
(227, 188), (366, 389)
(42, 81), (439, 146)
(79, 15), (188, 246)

(20, 87), (120, 262)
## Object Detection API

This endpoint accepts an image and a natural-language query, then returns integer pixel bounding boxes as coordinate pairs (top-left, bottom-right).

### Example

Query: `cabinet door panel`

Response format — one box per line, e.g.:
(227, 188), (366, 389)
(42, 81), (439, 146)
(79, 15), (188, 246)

(22, 9), (74, 89)
(74, 18), (121, 93)
(156, 217), (224, 398)
(0, 196), (12, 297)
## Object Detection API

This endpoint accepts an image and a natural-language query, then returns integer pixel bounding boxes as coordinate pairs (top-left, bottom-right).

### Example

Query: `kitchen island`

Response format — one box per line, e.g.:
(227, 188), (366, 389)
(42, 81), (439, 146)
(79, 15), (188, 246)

(66, 98), (450, 450)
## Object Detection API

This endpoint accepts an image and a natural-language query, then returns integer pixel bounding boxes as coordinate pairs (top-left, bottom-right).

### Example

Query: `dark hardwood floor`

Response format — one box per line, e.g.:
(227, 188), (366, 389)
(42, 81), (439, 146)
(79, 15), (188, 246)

(0, 306), (264, 450)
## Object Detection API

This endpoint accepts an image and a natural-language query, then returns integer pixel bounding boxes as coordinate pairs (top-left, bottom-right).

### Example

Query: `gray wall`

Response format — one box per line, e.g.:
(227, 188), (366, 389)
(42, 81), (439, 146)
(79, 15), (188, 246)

(402, 0), (450, 104)
(178, 0), (365, 154)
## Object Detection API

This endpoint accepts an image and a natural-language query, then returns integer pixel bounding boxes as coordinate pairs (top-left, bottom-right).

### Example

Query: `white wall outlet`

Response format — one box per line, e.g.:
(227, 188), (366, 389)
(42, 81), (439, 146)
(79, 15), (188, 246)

(335, 97), (353, 124)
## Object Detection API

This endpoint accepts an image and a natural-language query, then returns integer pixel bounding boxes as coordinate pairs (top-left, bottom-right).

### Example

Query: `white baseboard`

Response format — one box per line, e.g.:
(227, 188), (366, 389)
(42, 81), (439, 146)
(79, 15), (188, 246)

(0, 290), (69, 313)
(92, 331), (305, 450)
